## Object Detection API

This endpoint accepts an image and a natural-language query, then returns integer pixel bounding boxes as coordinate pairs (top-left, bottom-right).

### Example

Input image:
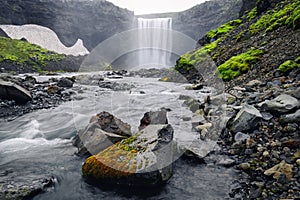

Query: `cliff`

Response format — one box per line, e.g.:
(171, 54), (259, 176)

(0, 0), (135, 51)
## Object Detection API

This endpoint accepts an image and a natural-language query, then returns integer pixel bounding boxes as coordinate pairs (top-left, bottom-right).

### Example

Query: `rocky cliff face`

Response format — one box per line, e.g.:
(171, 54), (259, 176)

(0, 0), (243, 52)
(0, 0), (135, 51)
(172, 0), (243, 41)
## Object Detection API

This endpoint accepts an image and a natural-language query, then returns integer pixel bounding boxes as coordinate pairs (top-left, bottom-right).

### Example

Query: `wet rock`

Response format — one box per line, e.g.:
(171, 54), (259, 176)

(139, 110), (168, 130)
(231, 104), (262, 133)
(0, 80), (32, 104)
(258, 94), (299, 114)
(264, 160), (293, 180)
(0, 176), (54, 200)
(73, 122), (127, 156)
(57, 77), (75, 88)
(89, 111), (131, 137)
(47, 85), (61, 94)
(183, 140), (217, 159)
(82, 124), (174, 186)
(218, 158), (236, 167)
(183, 98), (204, 113)
(98, 81), (134, 91)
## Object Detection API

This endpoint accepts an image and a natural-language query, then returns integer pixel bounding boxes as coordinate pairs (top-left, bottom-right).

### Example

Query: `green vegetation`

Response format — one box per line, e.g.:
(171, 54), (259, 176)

(0, 36), (65, 71)
(217, 49), (264, 81)
(207, 19), (243, 40)
(246, 7), (258, 20)
(278, 60), (300, 73)
(249, 0), (300, 34)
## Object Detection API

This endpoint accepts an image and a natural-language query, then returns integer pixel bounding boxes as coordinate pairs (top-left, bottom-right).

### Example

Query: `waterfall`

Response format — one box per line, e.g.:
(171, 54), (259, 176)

(137, 18), (172, 68)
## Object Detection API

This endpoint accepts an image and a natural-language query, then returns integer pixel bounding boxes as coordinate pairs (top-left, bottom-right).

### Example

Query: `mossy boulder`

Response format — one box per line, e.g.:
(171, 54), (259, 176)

(82, 124), (174, 186)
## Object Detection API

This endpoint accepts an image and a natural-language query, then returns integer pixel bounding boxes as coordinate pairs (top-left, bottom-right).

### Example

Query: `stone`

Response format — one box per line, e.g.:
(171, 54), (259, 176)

(280, 109), (300, 124)
(281, 139), (300, 149)
(258, 94), (299, 114)
(264, 160), (293, 180)
(246, 80), (262, 87)
(234, 132), (250, 142)
(207, 93), (236, 105)
(231, 104), (262, 133)
(240, 162), (251, 171)
(0, 80), (32, 104)
(90, 111), (131, 137)
(139, 110), (168, 130)
(47, 85), (60, 94)
(82, 124), (174, 186)
(218, 158), (236, 167)
(183, 140), (217, 159)
(57, 77), (74, 88)
(74, 122), (127, 156)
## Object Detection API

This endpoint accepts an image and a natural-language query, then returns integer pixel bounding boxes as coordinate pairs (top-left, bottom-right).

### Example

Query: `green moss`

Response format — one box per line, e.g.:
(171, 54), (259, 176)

(0, 36), (65, 71)
(295, 56), (300, 64)
(207, 19), (243, 40)
(278, 60), (299, 73)
(250, 0), (300, 34)
(217, 49), (264, 81)
(246, 7), (258, 20)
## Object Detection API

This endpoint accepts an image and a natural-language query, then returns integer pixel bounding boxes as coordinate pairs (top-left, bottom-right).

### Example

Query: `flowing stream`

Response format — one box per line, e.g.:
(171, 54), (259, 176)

(0, 74), (238, 199)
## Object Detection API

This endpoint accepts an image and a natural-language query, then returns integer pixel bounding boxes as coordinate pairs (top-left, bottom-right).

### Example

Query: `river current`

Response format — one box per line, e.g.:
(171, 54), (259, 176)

(0, 73), (238, 200)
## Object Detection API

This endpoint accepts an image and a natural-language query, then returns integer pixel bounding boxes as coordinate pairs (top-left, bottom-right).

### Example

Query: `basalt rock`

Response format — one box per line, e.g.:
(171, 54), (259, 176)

(139, 110), (168, 130)
(82, 124), (174, 186)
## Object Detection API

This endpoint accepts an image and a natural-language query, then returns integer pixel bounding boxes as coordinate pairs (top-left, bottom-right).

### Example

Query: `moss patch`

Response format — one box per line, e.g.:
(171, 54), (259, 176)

(278, 60), (300, 73)
(217, 49), (264, 81)
(0, 36), (65, 71)
(250, 0), (300, 34)
(207, 19), (243, 40)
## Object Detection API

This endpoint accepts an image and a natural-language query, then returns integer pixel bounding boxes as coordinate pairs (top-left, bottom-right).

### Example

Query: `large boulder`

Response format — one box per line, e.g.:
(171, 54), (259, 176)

(258, 94), (299, 114)
(231, 104), (262, 133)
(73, 111), (131, 156)
(82, 124), (174, 186)
(0, 80), (32, 104)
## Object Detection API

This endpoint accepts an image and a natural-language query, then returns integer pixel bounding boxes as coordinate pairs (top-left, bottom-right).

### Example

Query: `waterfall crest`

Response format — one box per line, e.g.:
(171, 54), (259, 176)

(137, 18), (172, 68)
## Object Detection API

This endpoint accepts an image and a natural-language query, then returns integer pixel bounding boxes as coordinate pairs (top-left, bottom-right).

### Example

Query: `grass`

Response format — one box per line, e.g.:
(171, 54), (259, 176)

(217, 49), (264, 81)
(0, 36), (65, 72)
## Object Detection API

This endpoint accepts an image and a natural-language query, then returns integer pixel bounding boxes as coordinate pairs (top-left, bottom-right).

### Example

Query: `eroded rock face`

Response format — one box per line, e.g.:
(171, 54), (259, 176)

(0, 0), (135, 51)
(82, 124), (174, 186)
(0, 80), (32, 104)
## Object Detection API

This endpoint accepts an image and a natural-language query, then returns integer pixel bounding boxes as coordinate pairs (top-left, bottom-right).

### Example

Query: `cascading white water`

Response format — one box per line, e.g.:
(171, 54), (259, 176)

(138, 18), (172, 68)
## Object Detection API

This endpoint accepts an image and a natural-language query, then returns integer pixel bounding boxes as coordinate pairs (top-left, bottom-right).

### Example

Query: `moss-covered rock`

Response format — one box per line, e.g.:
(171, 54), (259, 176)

(278, 60), (300, 73)
(82, 124), (174, 186)
(207, 19), (243, 40)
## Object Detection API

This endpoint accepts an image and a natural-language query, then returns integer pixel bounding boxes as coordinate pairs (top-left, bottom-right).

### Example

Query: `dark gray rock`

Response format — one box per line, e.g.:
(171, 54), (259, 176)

(258, 94), (299, 114)
(74, 122), (127, 156)
(231, 104), (262, 133)
(57, 77), (74, 88)
(89, 111), (132, 137)
(139, 110), (168, 130)
(280, 109), (300, 124)
(0, 80), (32, 104)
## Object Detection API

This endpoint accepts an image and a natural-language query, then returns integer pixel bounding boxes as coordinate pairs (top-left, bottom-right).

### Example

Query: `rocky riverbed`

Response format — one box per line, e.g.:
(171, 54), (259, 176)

(0, 68), (299, 199)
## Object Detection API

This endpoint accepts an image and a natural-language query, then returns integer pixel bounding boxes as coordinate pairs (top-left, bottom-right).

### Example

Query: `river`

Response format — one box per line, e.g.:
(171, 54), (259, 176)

(0, 73), (238, 199)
